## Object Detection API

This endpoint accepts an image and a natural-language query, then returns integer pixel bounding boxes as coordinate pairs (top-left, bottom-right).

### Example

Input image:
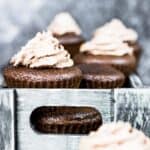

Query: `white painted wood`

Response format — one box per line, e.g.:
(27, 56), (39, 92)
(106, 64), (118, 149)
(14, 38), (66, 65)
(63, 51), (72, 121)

(1, 87), (150, 150)
(16, 89), (112, 150)
(114, 88), (150, 136)
(128, 74), (143, 88)
(0, 89), (15, 150)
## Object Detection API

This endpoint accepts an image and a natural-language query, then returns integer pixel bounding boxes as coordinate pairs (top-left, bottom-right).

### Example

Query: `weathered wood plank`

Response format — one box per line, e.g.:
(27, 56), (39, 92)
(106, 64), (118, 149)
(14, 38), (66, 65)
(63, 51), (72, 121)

(114, 88), (150, 136)
(0, 89), (15, 150)
(16, 89), (113, 150)
(1, 88), (150, 150)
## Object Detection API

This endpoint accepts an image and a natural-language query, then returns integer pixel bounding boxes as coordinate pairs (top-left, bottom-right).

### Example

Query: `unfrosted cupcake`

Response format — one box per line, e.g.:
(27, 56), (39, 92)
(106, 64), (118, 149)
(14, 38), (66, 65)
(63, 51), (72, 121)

(93, 19), (141, 60)
(78, 64), (125, 88)
(74, 36), (136, 75)
(30, 106), (102, 134)
(48, 12), (84, 57)
(4, 31), (82, 88)
(80, 122), (150, 150)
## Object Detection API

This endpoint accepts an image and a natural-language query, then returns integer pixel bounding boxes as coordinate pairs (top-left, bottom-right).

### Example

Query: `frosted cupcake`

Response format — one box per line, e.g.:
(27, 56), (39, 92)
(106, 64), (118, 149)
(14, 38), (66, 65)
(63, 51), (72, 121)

(74, 36), (136, 75)
(4, 31), (82, 88)
(48, 12), (84, 57)
(80, 122), (150, 150)
(93, 19), (141, 60)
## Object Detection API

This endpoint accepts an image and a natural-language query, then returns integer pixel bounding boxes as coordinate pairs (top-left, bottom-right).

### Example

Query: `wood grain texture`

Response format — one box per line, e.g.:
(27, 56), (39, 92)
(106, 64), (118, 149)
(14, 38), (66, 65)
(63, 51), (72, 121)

(114, 88), (150, 136)
(0, 89), (15, 150)
(1, 88), (150, 150)
(16, 89), (113, 150)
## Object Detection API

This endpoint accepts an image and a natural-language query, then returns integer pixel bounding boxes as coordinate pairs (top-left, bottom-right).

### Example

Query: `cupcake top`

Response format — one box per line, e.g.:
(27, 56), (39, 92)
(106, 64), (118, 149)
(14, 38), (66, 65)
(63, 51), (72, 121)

(80, 36), (133, 56)
(48, 12), (82, 36)
(10, 31), (74, 68)
(94, 19), (138, 42)
(80, 122), (150, 150)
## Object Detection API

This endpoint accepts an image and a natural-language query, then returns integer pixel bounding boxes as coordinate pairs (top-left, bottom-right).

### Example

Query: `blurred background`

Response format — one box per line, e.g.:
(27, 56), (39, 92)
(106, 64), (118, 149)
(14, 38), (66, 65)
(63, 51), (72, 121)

(0, 0), (150, 84)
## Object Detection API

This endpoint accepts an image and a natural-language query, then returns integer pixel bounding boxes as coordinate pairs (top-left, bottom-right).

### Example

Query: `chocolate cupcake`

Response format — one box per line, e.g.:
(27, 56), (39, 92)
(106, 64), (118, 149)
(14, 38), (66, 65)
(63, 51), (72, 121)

(30, 106), (102, 134)
(80, 122), (150, 150)
(127, 41), (141, 60)
(78, 64), (125, 88)
(4, 31), (82, 88)
(48, 12), (84, 57)
(74, 36), (136, 75)
(93, 19), (141, 61)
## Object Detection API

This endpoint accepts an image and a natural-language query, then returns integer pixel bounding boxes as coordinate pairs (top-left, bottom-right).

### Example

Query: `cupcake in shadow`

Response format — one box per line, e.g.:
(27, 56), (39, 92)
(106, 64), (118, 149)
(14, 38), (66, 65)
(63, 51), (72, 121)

(93, 19), (141, 61)
(48, 12), (85, 57)
(80, 122), (150, 150)
(4, 31), (82, 88)
(74, 36), (136, 75)
(78, 64), (125, 89)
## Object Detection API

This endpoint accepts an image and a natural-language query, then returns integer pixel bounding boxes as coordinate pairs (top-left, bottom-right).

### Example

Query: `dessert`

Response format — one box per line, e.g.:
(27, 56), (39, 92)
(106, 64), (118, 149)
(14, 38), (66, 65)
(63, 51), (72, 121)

(80, 121), (150, 150)
(74, 36), (136, 75)
(30, 106), (102, 134)
(48, 12), (84, 57)
(3, 31), (82, 88)
(93, 19), (141, 60)
(78, 64), (125, 88)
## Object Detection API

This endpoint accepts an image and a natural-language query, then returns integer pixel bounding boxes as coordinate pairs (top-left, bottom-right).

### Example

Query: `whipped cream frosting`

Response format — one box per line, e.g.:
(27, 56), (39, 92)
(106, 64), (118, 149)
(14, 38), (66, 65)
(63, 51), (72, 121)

(80, 122), (150, 150)
(48, 12), (81, 36)
(11, 31), (74, 68)
(94, 19), (138, 42)
(80, 36), (133, 56)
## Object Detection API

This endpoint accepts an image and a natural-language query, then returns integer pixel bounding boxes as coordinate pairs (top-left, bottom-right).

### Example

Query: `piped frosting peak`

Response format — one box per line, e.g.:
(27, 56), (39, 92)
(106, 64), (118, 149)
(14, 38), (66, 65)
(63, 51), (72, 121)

(48, 12), (81, 36)
(80, 35), (133, 56)
(11, 31), (74, 68)
(94, 19), (138, 42)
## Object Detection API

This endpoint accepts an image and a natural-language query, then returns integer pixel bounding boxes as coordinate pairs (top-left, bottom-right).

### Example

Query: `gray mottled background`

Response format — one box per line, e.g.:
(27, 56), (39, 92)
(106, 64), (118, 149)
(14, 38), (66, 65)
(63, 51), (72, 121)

(0, 0), (150, 84)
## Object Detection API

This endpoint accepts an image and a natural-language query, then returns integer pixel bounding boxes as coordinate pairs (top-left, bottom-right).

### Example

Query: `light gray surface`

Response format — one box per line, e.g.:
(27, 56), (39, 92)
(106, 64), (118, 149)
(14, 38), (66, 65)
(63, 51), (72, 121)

(16, 89), (113, 150)
(0, 0), (150, 84)
(1, 89), (150, 150)
(0, 90), (15, 150)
